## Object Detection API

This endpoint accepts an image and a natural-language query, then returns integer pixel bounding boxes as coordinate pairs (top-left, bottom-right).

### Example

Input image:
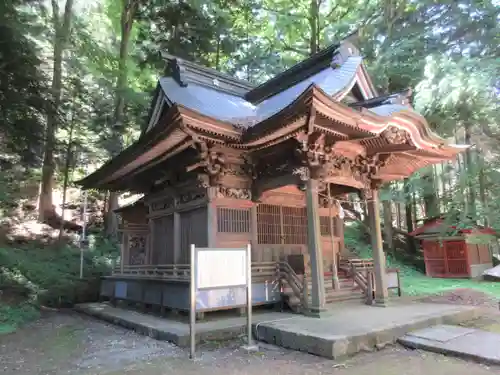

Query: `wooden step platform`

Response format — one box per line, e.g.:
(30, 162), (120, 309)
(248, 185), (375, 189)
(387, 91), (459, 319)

(281, 272), (365, 312)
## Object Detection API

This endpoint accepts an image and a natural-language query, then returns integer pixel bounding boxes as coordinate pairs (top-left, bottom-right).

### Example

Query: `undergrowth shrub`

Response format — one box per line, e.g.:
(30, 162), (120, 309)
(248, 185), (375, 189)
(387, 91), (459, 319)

(0, 302), (39, 334)
(0, 236), (119, 309)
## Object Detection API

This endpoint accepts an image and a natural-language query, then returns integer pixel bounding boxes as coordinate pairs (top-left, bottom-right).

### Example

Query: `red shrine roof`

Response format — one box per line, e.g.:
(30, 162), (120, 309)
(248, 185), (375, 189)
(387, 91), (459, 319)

(78, 37), (467, 191)
(410, 217), (496, 237)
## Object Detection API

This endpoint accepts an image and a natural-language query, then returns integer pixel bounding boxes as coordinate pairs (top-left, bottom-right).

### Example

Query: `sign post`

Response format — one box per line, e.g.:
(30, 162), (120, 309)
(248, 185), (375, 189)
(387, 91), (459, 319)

(79, 187), (88, 279)
(243, 243), (257, 350)
(189, 244), (256, 359)
(189, 244), (196, 359)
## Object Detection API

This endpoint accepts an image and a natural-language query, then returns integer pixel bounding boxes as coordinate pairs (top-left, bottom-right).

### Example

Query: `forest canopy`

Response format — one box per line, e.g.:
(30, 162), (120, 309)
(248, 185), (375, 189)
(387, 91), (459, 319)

(0, 0), (499, 238)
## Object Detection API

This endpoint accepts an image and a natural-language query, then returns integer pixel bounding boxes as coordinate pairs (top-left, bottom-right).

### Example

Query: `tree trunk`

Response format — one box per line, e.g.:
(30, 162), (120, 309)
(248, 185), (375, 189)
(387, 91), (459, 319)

(104, 0), (138, 237)
(478, 154), (490, 226)
(58, 110), (75, 242)
(464, 122), (476, 220)
(38, 0), (74, 221)
(308, 0), (319, 55)
(382, 199), (393, 251)
(404, 178), (417, 254)
(423, 167), (439, 218)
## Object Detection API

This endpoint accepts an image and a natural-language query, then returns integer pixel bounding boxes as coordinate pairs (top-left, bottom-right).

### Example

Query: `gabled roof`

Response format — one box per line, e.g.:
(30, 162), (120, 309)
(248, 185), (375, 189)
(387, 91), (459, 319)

(155, 41), (377, 129)
(410, 217), (495, 237)
(163, 54), (254, 97)
(78, 38), (468, 192)
(244, 43), (340, 103)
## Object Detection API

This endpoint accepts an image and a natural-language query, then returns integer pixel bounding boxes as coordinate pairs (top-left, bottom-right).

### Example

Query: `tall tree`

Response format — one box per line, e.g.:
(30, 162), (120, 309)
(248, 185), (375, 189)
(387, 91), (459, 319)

(105, 0), (142, 237)
(38, 0), (75, 221)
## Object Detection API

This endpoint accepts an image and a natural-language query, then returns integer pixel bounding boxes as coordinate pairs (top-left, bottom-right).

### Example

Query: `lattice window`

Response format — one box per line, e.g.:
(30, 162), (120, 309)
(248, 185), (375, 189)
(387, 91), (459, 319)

(319, 216), (341, 236)
(320, 216), (331, 236)
(217, 207), (250, 233)
(257, 204), (281, 244)
(282, 206), (307, 244)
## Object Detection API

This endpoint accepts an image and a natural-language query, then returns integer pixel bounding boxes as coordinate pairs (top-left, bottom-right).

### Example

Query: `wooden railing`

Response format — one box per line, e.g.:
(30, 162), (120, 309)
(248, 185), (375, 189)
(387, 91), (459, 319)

(339, 257), (402, 303)
(112, 262), (280, 283)
(276, 261), (308, 310)
(339, 257), (374, 303)
(113, 264), (191, 281)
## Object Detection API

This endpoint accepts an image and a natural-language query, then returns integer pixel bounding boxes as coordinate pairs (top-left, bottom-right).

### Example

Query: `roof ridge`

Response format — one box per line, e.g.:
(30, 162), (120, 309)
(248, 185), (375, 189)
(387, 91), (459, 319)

(349, 89), (412, 109)
(162, 53), (255, 97)
(244, 43), (341, 104)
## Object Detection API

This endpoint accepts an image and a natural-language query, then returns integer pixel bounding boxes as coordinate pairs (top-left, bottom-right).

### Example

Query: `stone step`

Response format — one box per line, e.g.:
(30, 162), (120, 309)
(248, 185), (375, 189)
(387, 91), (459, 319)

(285, 289), (364, 307)
(282, 290), (361, 299)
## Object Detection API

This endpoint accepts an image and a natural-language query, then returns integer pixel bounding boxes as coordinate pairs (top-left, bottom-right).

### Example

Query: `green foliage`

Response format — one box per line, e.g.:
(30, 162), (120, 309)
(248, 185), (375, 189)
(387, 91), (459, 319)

(0, 302), (39, 335)
(345, 222), (500, 298)
(0, 0), (49, 164)
(0, 237), (118, 309)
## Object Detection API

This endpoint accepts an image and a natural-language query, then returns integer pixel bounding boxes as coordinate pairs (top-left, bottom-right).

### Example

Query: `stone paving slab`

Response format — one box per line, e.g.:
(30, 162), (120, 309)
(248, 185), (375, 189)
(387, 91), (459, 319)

(77, 302), (479, 359)
(75, 303), (285, 347)
(254, 302), (479, 359)
(399, 324), (500, 366)
(407, 325), (476, 342)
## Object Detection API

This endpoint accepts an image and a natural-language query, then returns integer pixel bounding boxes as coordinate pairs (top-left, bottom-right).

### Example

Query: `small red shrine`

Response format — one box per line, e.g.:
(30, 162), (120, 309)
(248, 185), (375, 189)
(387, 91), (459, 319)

(410, 217), (495, 278)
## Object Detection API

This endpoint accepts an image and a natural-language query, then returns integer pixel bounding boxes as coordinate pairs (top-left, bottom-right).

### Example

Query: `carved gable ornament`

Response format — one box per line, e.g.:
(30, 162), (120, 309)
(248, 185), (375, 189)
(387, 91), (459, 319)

(381, 126), (411, 145)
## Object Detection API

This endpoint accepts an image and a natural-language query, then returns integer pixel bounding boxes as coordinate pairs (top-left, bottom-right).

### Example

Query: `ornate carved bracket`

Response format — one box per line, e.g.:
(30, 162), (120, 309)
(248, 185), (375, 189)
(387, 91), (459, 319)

(295, 133), (334, 179)
(295, 133), (387, 190)
(359, 188), (374, 201)
(381, 126), (411, 145)
(348, 154), (388, 187)
(188, 141), (226, 186)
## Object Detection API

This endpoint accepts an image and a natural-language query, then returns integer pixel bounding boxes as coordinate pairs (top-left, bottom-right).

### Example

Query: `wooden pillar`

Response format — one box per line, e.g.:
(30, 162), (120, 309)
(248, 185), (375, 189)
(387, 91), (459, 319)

(306, 179), (325, 313)
(327, 193), (339, 290)
(123, 233), (130, 266)
(148, 217), (155, 265)
(366, 189), (389, 305)
(336, 217), (344, 253)
(173, 212), (181, 264)
(250, 204), (259, 261)
(207, 188), (217, 247)
(120, 234), (126, 273)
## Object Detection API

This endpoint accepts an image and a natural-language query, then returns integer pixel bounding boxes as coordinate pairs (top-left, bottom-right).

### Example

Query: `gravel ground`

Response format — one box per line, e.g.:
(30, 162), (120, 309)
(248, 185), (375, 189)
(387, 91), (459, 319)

(1, 290), (500, 375)
(0, 311), (183, 375)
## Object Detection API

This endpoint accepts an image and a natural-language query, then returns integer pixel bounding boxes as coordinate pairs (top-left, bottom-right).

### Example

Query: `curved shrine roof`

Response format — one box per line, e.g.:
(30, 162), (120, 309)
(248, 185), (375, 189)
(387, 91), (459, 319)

(78, 39), (467, 191)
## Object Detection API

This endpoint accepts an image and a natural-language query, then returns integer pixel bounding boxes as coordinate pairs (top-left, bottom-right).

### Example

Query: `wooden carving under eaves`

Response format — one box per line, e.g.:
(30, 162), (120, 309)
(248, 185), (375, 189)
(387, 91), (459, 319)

(215, 186), (252, 200)
(381, 126), (411, 145)
(187, 141), (226, 186)
(351, 154), (388, 186)
(294, 130), (389, 189)
(295, 132), (335, 180)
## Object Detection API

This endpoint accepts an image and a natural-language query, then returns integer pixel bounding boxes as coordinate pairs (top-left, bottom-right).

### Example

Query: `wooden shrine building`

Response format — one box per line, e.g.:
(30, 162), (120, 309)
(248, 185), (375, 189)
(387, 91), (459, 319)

(411, 217), (495, 279)
(79, 38), (467, 316)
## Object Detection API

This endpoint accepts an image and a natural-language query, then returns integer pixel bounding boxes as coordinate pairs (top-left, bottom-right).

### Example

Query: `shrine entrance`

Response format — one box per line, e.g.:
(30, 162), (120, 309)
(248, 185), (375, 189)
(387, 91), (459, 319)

(253, 197), (343, 273)
(255, 204), (307, 262)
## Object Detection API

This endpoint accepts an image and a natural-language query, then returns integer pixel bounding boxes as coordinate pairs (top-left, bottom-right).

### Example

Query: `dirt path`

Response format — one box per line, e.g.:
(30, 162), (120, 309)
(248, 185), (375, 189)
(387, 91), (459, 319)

(1, 310), (499, 375)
